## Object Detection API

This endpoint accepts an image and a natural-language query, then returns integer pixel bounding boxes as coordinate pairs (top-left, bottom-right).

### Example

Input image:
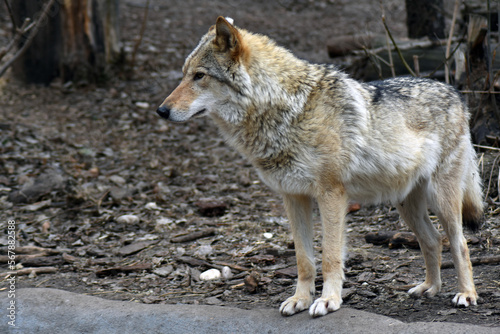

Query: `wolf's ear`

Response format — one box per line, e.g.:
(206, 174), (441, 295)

(214, 16), (244, 60)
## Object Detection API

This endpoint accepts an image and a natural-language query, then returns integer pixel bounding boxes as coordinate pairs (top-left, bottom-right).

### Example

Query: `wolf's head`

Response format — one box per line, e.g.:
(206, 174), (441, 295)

(157, 17), (252, 123)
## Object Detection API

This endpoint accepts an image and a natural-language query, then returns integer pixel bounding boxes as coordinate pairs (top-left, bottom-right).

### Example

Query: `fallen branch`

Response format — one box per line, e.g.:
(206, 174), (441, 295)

(0, 253), (54, 263)
(1, 266), (57, 277)
(171, 228), (216, 243)
(0, 245), (61, 255)
(441, 255), (500, 269)
(96, 262), (152, 278)
(365, 231), (419, 249)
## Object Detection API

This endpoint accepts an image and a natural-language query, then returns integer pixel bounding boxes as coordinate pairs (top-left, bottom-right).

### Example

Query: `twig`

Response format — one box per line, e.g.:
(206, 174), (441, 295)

(362, 48), (383, 79)
(0, 0), (56, 78)
(130, 0), (150, 68)
(461, 90), (500, 94)
(0, 18), (34, 60)
(353, 37), (462, 57)
(379, 1), (395, 77)
(485, 154), (500, 202)
(381, 14), (416, 77)
(473, 144), (500, 151)
(426, 32), (466, 79)
(413, 55), (420, 77)
(1, 267), (57, 278)
(3, 0), (16, 32)
(0, 245), (61, 255)
(95, 189), (110, 214)
(445, 0), (460, 84)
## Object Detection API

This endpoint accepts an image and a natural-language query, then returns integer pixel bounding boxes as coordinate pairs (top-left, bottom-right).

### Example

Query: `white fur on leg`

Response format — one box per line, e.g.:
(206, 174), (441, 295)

(309, 296), (342, 317)
(280, 295), (313, 316)
(452, 292), (478, 307)
(408, 281), (441, 298)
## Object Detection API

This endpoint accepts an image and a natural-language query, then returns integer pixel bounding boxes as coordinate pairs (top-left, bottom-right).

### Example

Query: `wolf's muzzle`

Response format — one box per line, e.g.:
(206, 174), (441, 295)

(156, 106), (170, 119)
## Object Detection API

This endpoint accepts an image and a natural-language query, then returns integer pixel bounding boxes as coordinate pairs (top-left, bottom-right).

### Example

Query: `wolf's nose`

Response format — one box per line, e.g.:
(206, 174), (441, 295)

(156, 106), (170, 119)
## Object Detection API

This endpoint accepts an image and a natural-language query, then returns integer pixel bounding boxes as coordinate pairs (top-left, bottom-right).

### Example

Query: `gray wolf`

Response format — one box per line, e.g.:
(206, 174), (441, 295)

(156, 17), (483, 317)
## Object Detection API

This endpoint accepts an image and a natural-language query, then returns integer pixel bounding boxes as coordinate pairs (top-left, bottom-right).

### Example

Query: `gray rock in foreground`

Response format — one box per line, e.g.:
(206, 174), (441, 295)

(0, 288), (496, 334)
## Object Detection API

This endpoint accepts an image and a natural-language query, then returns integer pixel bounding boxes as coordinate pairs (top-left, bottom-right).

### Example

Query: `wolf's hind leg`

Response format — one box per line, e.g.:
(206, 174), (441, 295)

(433, 177), (478, 307)
(279, 194), (316, 316)
(396, 180), (443, 298)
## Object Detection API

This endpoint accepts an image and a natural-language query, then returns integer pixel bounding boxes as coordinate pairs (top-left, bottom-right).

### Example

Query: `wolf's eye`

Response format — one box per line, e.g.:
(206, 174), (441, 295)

(194, 72), (205, 81)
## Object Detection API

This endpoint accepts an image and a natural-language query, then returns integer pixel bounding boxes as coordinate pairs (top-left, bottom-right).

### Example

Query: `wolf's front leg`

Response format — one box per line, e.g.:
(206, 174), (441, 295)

(279, 194), (315, 316)
(309, 188), (348, 317)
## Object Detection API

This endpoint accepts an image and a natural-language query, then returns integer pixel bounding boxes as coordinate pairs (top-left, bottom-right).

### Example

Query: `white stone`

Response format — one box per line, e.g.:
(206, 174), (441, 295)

(156, 217), (173, 225)
(145, 202), (160, 210)
(263, 232), (273, 239)
(109, 175), (126, 186)
(135, 102), (150, 109)
(222, 266), (233, 280)
(116, 214), (139, 224)
(199, 268), (221, 281)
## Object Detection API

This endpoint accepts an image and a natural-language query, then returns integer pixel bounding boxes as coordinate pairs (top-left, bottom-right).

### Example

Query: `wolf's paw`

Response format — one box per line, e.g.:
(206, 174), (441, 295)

(279, 296), (313, 316)
(308, 296), (342, 318)
(452, 292), (478, 307)
(408, 282), (440, 298)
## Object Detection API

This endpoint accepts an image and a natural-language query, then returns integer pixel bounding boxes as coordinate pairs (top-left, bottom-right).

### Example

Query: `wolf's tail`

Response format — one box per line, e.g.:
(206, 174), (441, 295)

(462, 149), (484, 232)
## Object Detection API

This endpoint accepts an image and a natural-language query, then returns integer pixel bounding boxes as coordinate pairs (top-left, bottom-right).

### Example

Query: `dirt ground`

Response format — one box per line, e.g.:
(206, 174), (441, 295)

(1, 0), (499, 327)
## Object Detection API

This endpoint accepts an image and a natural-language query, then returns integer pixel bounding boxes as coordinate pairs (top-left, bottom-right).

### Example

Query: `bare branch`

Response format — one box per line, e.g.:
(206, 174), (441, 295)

(379, 1), (395, 77)
(0, 0), (56, 78)
(130, 0), (150, 68)
(445, 0), (460, 84)
(3, 0), (16, 31)
(0, 18), (33, 61)
(381, 15), (417, 77)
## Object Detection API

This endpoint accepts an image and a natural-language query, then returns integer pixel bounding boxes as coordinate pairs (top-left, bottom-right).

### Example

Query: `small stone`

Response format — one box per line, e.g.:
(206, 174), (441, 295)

(195, 245), (213, 257)
(145, 202), (160, 210)
(110, 187), (129, 202)
(222, 266), (233, 280)
(102, 147), (115, 157)
(244, 272), (260, 293)
(135, 102), (150, 109)
(88, 167), (99, 178)
(194, 198), (228, 217)
(155, 217), (174, 232)
(117, 240), (158, 256)
(41, 221), (50, 234)
(116, 214), (139, 224)
(153, 265), (174, 277)
(205, 296), (222, 305)
(156, 217), (173, 225)
(199, 268), (221, 281)
(109, 175), (126, 186)
(263, 232), (273, 239)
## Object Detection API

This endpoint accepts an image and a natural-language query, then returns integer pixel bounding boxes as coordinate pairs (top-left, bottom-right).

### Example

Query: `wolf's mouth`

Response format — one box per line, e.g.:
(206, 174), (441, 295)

(194, 108), (207, 117)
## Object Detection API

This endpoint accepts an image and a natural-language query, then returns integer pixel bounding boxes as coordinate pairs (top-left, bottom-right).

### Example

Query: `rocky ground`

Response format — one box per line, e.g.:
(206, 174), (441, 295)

(0, 0), (499, 327)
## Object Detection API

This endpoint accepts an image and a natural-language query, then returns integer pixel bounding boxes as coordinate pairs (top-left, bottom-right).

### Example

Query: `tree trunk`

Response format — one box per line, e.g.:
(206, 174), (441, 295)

(11, 0), (121, 85)
(405, 0), (445, 40)
(466, 14), (500, 145)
